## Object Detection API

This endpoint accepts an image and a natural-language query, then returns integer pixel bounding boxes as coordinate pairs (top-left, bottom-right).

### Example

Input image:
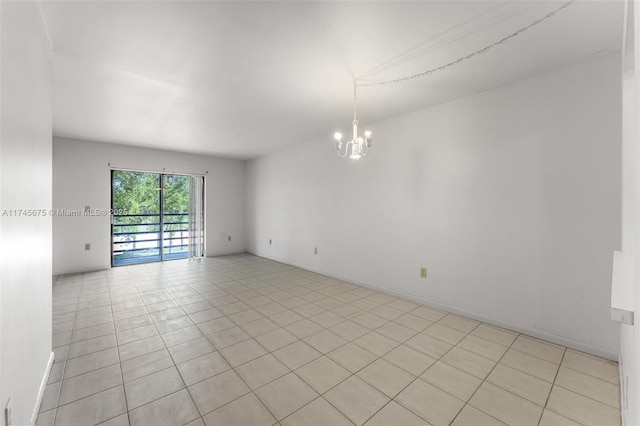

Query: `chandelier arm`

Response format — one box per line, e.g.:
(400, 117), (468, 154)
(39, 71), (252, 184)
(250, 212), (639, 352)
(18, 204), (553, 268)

(336, 141), (352, 158)
(361, 140), (372, 157)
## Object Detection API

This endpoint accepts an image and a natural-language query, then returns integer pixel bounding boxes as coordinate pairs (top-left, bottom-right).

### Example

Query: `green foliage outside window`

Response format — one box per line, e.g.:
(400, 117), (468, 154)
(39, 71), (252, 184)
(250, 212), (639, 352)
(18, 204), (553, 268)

(112, 171), (189, 234)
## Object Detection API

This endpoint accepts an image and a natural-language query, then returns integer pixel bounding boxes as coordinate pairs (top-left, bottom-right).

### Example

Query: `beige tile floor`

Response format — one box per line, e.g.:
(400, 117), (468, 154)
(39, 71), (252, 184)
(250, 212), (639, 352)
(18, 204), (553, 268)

(39, 254), (621, 426)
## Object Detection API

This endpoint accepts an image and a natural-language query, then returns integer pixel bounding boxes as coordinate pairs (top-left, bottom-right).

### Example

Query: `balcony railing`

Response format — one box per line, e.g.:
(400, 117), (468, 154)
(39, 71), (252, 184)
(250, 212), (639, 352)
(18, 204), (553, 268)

(112, 213), (189, 266)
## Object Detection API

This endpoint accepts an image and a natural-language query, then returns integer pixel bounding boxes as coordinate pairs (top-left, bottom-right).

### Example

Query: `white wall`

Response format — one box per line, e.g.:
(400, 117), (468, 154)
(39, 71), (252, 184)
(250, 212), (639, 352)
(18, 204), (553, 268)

(246, 54), (622, 359)
(0, 2), (53, 425)
(619, 1), (639, 424)
(53, 137), (246, 275)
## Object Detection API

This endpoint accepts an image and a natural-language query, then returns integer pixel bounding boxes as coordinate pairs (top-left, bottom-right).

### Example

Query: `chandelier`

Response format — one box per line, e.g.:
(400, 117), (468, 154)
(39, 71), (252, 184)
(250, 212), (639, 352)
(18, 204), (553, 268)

(333, 81), (372, 160)
(331, 0), (575, 160)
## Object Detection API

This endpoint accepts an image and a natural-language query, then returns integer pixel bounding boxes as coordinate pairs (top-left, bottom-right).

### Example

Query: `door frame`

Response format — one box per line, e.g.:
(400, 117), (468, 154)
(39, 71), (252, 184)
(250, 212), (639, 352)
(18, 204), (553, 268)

(109, 167), (206, 266)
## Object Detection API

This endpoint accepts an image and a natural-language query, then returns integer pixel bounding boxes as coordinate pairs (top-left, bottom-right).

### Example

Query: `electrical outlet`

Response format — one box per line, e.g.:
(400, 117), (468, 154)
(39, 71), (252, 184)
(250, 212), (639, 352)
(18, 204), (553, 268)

(420, 267), (427, 278)
(85, 243), (91, 251)
(5, 397), (12, 426)
(314, 247), (318, 255)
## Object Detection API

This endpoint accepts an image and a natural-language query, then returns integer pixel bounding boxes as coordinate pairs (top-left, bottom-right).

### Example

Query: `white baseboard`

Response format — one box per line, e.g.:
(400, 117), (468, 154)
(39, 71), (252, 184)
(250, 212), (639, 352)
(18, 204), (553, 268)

(30, 351), (54, 426)
(619, 353), (627, 426)
(53, 264), (111, 277)
(248, 250), (619, 361)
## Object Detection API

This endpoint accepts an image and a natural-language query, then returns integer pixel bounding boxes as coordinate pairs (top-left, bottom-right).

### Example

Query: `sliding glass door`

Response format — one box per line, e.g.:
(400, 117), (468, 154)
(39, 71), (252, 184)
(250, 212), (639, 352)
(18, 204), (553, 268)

(162, 174), (190, 260)
(111, 170), (204, 266)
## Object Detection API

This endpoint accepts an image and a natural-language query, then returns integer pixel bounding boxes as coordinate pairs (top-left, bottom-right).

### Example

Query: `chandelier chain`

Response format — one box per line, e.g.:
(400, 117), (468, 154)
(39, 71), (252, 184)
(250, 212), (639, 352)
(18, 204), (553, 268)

(355, 0), (576, 88)
(353, 80), (358, 124)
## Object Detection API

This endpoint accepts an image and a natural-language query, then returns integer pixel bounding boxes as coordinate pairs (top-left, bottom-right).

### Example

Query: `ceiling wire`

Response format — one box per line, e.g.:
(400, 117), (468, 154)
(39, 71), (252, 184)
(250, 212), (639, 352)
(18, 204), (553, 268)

(355, 0), (577, 88)
(37, 1), (54, 51)
(357, 0), (530, 81)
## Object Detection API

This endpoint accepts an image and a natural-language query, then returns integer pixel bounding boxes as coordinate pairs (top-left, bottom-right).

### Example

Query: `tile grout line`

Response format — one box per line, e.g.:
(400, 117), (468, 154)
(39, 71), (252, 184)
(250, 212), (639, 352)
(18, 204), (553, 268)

(446, 321), (520, 426)
(179, 282), (390, 424)
(83, 271), (132, 426)
(133, 264), (201, 425)
(113, 267), (133, 425)
(537, 347), (568, 425)
(157, 278), (447, 424)
(167, 266), (284, 425)
(48, 271), (83, 426)
(50, 256), (620, 426)
(371, 320), (490, 426)
(329, 318), (451, 426)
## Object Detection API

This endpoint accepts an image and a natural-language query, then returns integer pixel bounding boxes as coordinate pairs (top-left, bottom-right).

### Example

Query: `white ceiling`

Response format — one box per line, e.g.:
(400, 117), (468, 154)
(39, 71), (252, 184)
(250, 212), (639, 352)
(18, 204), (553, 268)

(43, 1), (623, 160)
